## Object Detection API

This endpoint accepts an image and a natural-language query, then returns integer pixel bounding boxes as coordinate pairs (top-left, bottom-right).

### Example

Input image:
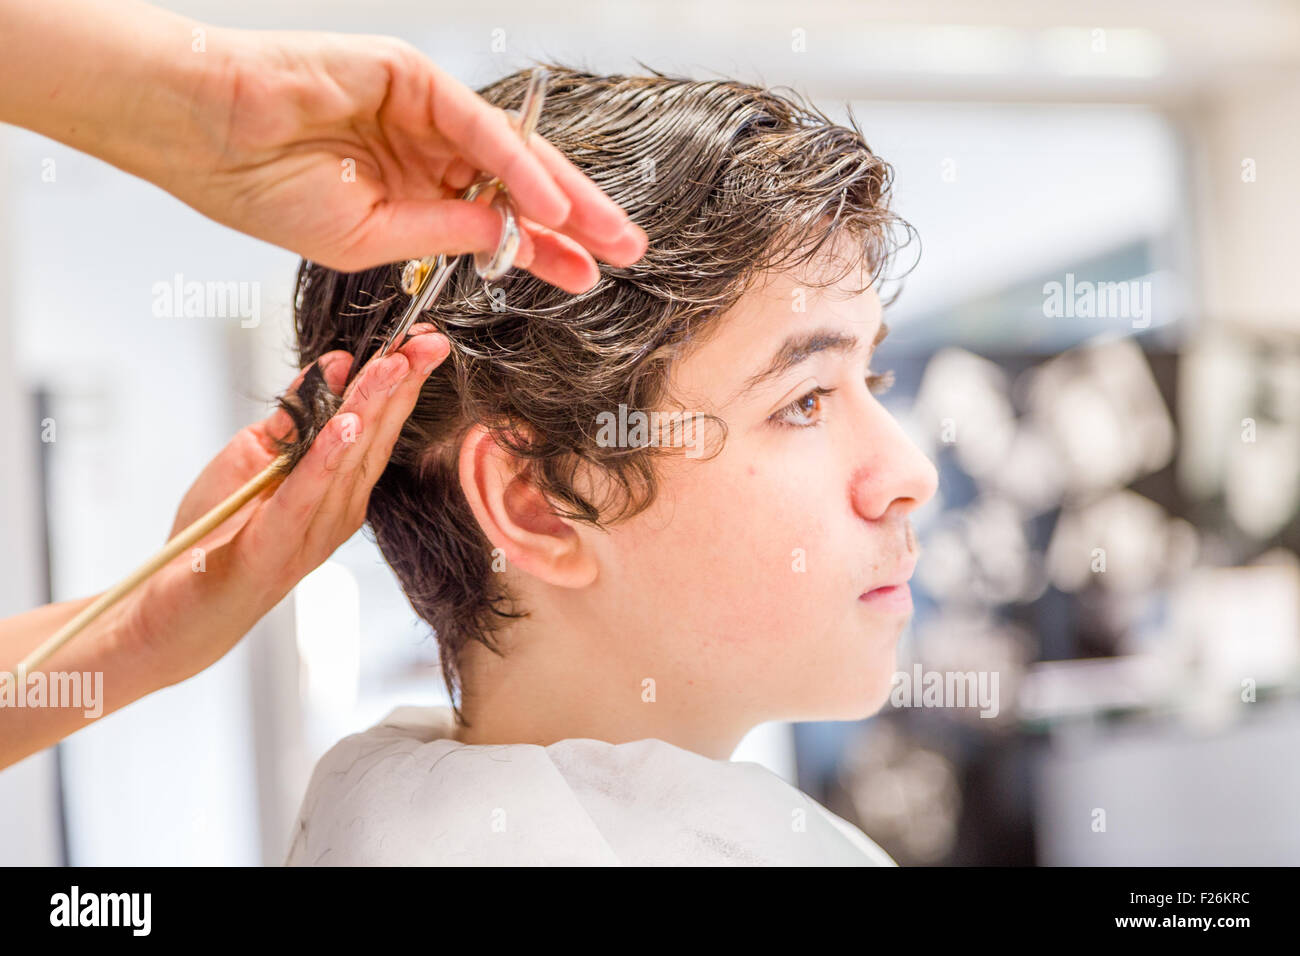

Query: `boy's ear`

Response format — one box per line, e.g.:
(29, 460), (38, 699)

(457, 423), (598, 588)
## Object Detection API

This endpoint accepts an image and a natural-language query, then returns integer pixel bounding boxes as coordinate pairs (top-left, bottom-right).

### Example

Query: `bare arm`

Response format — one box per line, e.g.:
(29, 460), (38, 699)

(0, 593), (158, 769)
(0, 0), (213, 192)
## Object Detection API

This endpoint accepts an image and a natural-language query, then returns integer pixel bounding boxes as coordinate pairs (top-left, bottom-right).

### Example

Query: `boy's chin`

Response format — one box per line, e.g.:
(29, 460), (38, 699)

(832, 686), (895, 722)
(794, 658), (899, 723)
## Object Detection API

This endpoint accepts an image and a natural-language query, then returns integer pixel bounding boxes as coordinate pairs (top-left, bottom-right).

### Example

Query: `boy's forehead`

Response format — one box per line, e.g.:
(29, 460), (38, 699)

(669, 266), (883, 403)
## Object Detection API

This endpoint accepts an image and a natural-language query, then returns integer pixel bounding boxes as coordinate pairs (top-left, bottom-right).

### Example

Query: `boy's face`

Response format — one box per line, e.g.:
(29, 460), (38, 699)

(576, 250), (938, 726)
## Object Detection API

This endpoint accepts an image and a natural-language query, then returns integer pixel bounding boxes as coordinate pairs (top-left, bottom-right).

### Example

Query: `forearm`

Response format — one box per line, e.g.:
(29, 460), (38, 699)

(0, 0), (230, 189)
(0, 594), (159, 771)
(0, 593), (98, 668)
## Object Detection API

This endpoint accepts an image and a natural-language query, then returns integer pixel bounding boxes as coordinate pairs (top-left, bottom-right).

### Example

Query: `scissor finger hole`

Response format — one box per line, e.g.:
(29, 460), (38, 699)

(474, 190), (521, 281)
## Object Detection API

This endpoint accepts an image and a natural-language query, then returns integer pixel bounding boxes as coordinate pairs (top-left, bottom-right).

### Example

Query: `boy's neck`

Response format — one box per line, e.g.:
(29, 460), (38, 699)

(452, 635), (752, 761)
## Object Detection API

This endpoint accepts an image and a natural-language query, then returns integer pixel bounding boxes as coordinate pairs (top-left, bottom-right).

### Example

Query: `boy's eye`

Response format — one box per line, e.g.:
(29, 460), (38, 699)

(770, 370), (894, 429)
(774, 386), (834, 427)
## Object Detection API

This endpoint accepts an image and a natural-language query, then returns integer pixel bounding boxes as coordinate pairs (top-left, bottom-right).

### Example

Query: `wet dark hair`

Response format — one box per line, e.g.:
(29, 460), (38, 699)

(272, 62), (912, 718)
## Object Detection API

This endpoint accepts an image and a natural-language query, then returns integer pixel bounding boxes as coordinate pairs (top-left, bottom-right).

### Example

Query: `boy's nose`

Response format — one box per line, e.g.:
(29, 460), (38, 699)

(849, 413), (939, 522)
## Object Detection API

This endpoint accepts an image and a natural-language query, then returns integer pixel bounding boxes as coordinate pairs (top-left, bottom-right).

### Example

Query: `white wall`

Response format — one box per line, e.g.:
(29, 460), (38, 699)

(1195, 71), (1300, 333)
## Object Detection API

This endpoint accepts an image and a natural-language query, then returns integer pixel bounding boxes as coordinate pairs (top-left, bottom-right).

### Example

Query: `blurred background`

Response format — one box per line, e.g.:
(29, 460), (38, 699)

(2, 0), (1298, 865)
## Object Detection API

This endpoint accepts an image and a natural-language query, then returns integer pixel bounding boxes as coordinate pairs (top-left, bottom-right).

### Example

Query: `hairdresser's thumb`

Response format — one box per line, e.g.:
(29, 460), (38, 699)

(339, 198), (520, 271)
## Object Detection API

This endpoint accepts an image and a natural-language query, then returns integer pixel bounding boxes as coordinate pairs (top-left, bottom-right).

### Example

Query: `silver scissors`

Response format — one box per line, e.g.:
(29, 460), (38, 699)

(376, 66), (549, 360)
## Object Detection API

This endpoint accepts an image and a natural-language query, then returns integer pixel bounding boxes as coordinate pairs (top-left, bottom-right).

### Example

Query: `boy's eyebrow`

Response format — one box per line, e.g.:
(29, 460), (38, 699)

(739, 321), (889, 396)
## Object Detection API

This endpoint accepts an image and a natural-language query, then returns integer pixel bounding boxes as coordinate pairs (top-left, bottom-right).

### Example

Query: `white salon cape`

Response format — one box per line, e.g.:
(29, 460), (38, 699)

(284, 705), (895, 866)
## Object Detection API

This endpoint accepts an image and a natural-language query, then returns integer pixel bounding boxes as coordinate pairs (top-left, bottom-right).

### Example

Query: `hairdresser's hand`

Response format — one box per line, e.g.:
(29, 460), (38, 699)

(190, 32), (646, 289)
(123, 328), (449, 688)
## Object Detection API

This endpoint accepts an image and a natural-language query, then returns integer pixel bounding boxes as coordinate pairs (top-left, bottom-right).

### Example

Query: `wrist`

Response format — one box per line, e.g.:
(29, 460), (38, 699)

(88, 581), (181, 700)
(115, 548), (286, 691)
(108, 23), (245, 195)
(0, 1), (231, 189)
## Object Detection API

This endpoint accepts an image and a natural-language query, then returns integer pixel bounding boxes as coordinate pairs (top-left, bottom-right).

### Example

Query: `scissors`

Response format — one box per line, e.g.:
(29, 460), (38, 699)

(376, 65), (549, 359)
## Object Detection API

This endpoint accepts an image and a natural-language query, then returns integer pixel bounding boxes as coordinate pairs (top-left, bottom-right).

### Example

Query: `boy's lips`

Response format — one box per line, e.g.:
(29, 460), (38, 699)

(858, 583), (912, 613)
(858, 554), (917, 612)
